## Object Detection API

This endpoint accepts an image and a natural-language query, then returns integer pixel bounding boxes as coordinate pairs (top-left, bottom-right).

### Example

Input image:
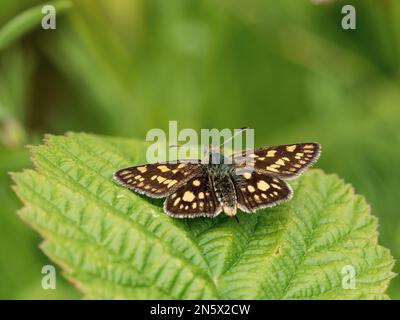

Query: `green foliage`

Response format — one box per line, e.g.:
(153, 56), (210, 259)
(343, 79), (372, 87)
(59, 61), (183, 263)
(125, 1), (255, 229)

(12, 133), (395, 299)
(1, 0), (399, 299)
(0, 0), (72, 51)
(0, 145), (79, 299)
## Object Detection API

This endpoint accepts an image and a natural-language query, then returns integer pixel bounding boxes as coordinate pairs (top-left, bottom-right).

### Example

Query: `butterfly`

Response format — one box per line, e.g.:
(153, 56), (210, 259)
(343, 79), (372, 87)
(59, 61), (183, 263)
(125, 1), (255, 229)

(113, 142), (321, 218)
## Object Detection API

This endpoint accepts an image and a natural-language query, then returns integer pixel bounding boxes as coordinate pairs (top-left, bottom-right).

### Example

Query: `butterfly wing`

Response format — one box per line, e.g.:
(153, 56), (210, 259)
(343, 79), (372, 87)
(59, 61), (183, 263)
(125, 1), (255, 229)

(113, 161), (202, 198)
(233, 142), (320, 178)
(233, 171), (292, 213)
(164, 174), (222, 218)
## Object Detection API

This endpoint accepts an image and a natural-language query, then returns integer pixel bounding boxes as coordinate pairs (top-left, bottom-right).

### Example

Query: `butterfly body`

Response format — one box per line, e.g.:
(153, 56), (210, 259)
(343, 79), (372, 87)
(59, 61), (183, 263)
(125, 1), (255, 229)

(114, 142), (321, 218)
(207, 159), (238, 216)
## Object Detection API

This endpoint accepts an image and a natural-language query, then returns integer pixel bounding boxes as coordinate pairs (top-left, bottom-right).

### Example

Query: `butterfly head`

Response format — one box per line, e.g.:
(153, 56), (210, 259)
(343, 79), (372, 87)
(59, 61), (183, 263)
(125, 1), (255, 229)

(202, 127), (249, 165)
(203, 144), (233, 165)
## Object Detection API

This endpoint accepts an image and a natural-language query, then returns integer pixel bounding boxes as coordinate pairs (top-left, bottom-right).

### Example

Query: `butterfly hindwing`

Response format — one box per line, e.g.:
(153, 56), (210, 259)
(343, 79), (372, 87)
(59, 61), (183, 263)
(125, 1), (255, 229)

(233, 142), (320, 178)
(164, 174), (222, 218)
(234, 171), (292, 212)
(113, 161), (202, 198)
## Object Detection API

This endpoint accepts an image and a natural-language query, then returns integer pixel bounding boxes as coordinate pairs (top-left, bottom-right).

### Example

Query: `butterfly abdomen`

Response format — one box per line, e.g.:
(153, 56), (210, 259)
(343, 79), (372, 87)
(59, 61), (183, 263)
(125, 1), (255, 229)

(208, 164), (237, 217)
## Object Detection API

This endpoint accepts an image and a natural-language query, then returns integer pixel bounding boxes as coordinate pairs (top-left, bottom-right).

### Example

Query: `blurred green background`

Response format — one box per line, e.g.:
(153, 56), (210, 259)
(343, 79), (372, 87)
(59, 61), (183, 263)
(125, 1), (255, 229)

(0, 0), (399, 299)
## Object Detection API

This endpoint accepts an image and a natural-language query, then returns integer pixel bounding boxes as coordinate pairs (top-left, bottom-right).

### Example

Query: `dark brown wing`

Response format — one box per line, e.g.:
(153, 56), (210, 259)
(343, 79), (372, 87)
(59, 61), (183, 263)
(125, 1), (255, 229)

(232, 142), (320, 178)
(233, 171), (292, 213)
(164, 174), (222, 218)
(113, 161), (201, 198)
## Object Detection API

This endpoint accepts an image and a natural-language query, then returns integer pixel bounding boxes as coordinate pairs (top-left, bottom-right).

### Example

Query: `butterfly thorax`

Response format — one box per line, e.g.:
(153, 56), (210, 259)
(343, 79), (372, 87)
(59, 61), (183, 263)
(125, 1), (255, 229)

(205, 152), (238, 217)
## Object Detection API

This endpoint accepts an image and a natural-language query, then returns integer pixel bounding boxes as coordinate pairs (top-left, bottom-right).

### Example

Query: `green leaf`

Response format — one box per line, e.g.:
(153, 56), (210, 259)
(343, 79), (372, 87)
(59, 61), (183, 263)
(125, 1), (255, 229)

(12, 132), (395, 299)
(0, 0), (72, 51)
(0, 145), (79, 299)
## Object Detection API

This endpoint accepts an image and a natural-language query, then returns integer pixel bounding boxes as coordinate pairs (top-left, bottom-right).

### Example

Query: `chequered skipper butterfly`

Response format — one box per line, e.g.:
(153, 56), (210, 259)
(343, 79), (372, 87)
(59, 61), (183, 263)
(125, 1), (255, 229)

(113, 141), (321, 218)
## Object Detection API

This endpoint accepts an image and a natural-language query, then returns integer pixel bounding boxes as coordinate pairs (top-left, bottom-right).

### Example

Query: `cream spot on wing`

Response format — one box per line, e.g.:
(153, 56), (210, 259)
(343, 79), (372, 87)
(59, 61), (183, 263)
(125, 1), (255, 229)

(199, 202), (204, 209)
(193, 179), (201, 186)
(124, 173), (134, 179)
(304, 144), (314, 149)
(299, 160), (307, 164)
(157, 165), (170, 172)
(257, 180), (270, 191)
(127, 179), (133, 183)
(243, 172), (252, 179)
(183, 191), (195, 202)
(192, 202), (197, 209)
(273, 191), (278, 196)
(157, 176), (166, 183)
(254, 194), (260, 202)
(172, 169), (178, 174)
(296, 152), (304, 157)
(137, 182), (144, 187)
(171, 193), (177, 199)
(163, 179), (171, 184)
(180, 204), (184, 209)
(137, 166), (147, 173)
(271, 183), (282, 190)
(261, 193), (267, 199)
(185, 205), (189, 210)
(120, 170), (130, 176)
(144, 185), (151, 190)
(198, 192), (205, 199)
(289, 167), (297, 172)
(139, 178), (145, 182)
(295, 156), (302, 160)
(177, 163), (186, 169)
(173, 197), (181, 206)
(276, 159), (285, 166)
(266, 166), (279, 172)
(167, 180), (178, 188)
(266, 150), (277, 157)
(247, 185), (256, 193)
(134, 175), (142, 180)
(151, 175), (158, 180)
(304, 150), (314, 153)
(258, 157), (265, 160)
(286, 145), (296, 152)
(282, 157), (290, 161)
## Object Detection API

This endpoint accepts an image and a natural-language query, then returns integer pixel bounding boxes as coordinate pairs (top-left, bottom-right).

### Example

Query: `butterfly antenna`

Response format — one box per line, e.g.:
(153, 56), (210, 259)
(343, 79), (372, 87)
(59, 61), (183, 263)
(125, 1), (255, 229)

(235, 216), (240, 223)
(219, 127), (248, 148)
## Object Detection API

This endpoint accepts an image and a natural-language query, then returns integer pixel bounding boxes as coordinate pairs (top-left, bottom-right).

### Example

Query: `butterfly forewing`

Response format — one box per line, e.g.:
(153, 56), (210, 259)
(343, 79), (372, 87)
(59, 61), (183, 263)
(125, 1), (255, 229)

(233, 142), (320, 178)
(234, 171), (292, 212)
(164, 174), (222, 218)
(113, 161), (202, 198)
